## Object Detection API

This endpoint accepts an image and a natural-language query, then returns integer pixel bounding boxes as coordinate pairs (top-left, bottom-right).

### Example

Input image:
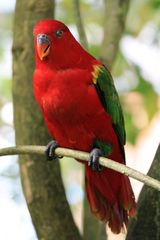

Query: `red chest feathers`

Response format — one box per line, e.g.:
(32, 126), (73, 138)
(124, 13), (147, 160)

(35, 68), (103, 123)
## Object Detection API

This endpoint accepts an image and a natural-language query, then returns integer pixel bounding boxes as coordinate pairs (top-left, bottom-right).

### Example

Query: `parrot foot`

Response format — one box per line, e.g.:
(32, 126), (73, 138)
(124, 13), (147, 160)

(45, 140), (60, 161)
(88, 148), (104, 171)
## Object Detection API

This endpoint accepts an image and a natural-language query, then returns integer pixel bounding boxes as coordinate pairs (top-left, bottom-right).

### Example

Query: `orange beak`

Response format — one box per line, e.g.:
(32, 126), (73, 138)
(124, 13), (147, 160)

(37, 34), (51, 60)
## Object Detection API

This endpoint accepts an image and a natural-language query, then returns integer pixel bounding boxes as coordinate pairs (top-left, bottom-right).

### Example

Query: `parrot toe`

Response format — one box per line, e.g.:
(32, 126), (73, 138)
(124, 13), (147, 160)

(88, 148), (104, 171)
(45, 140), (60, 161)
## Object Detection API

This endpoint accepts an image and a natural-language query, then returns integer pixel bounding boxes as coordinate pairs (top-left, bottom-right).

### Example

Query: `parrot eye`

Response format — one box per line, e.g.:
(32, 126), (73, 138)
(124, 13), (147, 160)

(54, 29), (64, 38)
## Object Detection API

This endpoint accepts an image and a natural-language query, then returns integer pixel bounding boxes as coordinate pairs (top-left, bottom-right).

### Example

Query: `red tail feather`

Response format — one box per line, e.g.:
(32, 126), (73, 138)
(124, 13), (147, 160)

(85, 165), (136, 234)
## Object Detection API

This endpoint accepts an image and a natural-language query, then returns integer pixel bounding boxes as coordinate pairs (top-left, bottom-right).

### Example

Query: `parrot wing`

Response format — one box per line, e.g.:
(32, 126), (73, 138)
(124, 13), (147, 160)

(92, 64), (126, 152)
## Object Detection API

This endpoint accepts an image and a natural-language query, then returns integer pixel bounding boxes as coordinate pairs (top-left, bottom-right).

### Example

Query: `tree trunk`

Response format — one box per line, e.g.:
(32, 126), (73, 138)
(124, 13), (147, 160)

(12, 0), (82, 239)
(83, 193), (100, 240)
(83, 187), (106, 240)
(126, 144), (160, 240)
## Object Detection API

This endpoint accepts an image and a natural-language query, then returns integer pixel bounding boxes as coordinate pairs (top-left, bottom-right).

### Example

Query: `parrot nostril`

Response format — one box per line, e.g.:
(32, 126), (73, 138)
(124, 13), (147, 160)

(41, 34), (48, 39)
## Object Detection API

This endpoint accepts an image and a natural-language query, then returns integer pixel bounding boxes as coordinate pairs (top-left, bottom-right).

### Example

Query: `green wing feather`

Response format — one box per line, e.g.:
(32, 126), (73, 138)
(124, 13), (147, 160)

(92, 64), (126, 146)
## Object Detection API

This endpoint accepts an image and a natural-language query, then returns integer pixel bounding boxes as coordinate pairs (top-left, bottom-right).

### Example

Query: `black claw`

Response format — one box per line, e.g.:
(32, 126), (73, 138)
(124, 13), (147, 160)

(45, 140), (59, 161)
(88, 148), (104, 171)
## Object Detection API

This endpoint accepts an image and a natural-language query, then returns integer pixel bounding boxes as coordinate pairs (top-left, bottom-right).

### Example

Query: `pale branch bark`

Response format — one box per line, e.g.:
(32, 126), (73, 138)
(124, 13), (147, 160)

(73, 0), (88, 50)
(1, 145), (160, 191)
(100, 0), (130, 69)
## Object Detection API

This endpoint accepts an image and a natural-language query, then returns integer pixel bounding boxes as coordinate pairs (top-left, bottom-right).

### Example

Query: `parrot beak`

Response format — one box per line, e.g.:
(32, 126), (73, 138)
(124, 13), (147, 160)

(37, 34), (51, 60)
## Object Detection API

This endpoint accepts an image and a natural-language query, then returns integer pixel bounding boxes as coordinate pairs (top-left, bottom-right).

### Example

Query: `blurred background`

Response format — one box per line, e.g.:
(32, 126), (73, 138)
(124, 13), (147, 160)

(0, 0), (160, 239)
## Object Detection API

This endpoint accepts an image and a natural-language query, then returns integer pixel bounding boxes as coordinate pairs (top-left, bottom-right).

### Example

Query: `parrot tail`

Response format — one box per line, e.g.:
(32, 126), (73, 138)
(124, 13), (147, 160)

(85, 165), (136, 234)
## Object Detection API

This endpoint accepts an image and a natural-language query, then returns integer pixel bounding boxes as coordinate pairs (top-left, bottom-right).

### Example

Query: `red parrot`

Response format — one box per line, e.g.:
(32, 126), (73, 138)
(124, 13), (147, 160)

(33, 19), (136, 233)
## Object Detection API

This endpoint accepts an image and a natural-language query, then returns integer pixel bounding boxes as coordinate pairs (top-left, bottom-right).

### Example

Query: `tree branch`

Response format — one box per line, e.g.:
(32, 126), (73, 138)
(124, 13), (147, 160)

(100, 0), (130, 69)
(73, 0), (88, 50)
(1, 145), (160, 191)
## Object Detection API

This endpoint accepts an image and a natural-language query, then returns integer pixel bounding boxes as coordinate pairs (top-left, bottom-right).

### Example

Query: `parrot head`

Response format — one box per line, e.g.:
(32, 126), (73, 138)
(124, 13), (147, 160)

(33, 19), (93, 68)
(34, 19), (69, 61)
